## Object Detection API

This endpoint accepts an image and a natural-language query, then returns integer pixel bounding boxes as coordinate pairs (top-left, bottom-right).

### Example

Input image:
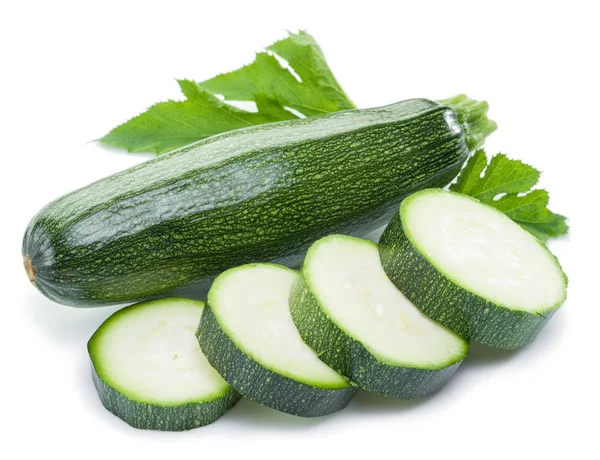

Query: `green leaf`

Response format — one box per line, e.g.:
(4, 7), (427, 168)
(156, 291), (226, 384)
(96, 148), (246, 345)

(199, 30), (355, 116)
(449, 149), (488, 195)
(178, 80), (296, 123)
(493, 190), (569, 241)
(450, 150), (568, 240)
(100, 31), (353, 154)
(100, 82), (296, 154)
(451, 150), (540, 200)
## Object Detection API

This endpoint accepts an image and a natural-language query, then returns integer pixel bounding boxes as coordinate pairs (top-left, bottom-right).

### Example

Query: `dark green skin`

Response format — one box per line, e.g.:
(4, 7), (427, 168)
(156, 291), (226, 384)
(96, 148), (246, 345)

(91, 366), (241, 431)
(23, 99), (469, 306)
(379, 207), (561, 349)
(289, 274), (464, 399)
(197, 306), (357, 417)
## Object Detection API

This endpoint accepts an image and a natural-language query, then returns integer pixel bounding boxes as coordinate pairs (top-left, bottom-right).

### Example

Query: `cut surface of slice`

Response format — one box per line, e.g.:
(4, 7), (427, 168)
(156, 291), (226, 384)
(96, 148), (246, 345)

(290, 235), (468, 399)
(379, 188), (568, 348)
(88, 297), (240, 431)
(198, 263), (356, 417)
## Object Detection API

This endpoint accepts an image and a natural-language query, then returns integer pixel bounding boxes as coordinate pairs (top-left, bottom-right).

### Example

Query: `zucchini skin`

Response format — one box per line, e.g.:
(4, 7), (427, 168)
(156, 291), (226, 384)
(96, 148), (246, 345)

(23, 99), (470, 306)
(289, 274), (465, 399)
(91, 367), (241, 431)
(379, 205), (565, 349)
(197, 306), (357, 417)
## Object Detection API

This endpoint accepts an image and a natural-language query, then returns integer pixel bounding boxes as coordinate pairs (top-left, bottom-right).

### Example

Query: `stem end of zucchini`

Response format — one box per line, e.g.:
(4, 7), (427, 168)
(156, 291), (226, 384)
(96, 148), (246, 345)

(438, 94), (498, 151)
(24, 255), (35, 282)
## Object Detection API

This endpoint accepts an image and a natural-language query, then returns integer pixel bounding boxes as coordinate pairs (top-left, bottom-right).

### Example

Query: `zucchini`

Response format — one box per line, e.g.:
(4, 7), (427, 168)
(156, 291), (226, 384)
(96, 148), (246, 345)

(88, 297), (240, 430)
(379, 189), (568, 349)
(23, 95), (495, 306)
(197, 263), (357, 417)
(289, 235), (468, 398)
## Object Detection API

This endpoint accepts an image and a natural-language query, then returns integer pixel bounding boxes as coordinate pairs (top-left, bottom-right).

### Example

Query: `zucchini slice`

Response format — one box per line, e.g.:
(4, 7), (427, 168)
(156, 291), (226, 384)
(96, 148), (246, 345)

(197, 264), (357, 417)
(379, 189), (568, 349)
(88, 298), (240, 431)
(289, 235), (468, 399)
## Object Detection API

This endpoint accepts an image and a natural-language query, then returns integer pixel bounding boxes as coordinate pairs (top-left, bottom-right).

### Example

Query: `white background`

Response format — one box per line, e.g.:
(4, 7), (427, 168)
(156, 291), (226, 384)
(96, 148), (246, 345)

(1, 1), (598, 458)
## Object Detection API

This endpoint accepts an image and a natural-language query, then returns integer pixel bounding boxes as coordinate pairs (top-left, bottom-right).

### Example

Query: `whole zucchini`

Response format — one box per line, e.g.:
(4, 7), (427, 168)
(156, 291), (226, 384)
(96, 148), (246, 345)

(23, 95), (495, 306)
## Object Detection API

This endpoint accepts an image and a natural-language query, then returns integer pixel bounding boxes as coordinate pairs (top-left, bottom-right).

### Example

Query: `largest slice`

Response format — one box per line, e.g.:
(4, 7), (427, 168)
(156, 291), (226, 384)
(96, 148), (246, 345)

(379, 189), (568, 349)
(23, 95), (494, 306)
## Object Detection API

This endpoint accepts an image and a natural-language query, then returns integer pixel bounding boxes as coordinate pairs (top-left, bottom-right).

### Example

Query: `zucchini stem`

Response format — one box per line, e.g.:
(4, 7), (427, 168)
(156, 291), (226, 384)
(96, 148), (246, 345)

(438, 94), (497, 151)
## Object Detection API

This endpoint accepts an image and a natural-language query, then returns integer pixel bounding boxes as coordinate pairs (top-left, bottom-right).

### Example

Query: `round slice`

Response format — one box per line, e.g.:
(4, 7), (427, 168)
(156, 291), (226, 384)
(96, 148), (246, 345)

(198, 263), (356, 417)
(88, 297), (240, 431)
(289, 235), (468, 399)
(379, 189), (568, 349)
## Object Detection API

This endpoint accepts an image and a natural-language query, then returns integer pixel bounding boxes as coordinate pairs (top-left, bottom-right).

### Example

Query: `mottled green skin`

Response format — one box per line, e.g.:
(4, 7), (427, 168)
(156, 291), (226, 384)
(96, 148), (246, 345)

(197, 306), (357, 417)
(91, 366), (240, 431)
(379, 198), (566, 349)
(289, 274), (465, 399)
(23, 99), (470, 306)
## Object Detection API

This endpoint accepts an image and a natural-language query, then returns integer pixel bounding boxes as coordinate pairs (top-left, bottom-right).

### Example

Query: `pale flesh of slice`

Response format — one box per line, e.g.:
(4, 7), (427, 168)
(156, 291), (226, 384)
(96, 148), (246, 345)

(91, 298), (230, 405)
(306, 236), (467, 368)
(402, 190), (566, 312)
(209, 265), (348, 387)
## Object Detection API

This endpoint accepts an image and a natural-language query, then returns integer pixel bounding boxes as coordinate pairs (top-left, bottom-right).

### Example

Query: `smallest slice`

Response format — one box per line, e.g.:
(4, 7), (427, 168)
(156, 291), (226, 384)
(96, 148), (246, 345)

(290, 235), (468, 399)
(198, 263), (357, 417)
(379, 188), (568, 348)
(88, 298), (240, 431)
